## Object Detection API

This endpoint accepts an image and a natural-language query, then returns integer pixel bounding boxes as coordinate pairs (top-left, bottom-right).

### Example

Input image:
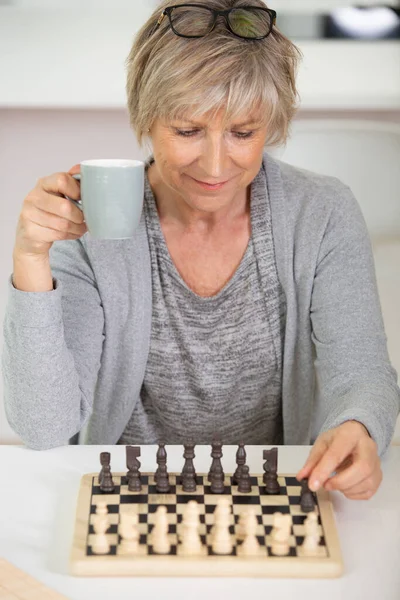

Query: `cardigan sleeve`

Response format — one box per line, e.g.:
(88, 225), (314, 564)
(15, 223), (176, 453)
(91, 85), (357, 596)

(1, 238), (105, 450)
(310, 184), (400, 456)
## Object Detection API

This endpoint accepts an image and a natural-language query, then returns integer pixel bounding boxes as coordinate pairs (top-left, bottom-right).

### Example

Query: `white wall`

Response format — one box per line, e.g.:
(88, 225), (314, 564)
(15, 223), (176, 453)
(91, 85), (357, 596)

(1, 108), (400, 444)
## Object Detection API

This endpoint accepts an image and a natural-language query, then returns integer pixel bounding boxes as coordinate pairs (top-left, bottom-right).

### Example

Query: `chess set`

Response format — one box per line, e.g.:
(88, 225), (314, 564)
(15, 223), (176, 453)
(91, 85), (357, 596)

(70, 443), (344, 578)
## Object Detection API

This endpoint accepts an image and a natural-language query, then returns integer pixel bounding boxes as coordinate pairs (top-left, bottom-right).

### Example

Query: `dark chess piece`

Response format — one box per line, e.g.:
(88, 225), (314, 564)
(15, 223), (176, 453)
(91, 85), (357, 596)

(263, 447), (280, 495)
(300, 478), (316, 513)
(237, 464), (252, 493)
(99, 451), (115, 493)
(210, 461), (225, 494)
(180, 443), (197, 492)
(126, 446), (142, 492)
(155, 443), (170, 493)
(232, 441), (247, 485)
(207, 437), (224, 483)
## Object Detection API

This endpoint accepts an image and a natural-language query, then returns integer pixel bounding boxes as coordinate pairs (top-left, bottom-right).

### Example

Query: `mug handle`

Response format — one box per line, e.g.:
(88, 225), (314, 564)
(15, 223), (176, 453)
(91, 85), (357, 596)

(65, 173), (83, 212)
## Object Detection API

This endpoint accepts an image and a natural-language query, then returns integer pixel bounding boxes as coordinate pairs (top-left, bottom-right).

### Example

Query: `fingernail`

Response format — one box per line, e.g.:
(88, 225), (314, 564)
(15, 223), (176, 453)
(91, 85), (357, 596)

(310, 479), (320, 491)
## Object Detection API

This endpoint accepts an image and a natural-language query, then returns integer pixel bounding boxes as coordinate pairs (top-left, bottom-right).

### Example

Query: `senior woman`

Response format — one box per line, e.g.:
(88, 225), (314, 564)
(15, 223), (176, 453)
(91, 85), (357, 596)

(3, 0), (400, 502)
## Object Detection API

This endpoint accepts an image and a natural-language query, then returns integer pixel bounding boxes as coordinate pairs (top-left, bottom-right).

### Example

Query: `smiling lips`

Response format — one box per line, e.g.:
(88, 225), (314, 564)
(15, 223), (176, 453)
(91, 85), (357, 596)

(191, 176), (229, 190)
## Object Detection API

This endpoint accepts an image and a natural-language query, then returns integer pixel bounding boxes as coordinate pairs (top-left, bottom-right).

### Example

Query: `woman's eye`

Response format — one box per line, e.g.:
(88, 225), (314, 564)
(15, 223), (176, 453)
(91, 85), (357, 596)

(175, 129), (254, 140)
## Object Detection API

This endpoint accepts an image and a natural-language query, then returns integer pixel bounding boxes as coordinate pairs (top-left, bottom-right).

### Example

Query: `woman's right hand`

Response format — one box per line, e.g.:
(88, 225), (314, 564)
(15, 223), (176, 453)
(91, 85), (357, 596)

(14, 167), (88, 259)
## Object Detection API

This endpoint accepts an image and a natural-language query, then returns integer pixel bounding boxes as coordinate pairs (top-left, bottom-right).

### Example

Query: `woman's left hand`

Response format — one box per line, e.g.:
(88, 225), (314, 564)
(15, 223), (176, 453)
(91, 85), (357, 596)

(296, 420), (382, 500)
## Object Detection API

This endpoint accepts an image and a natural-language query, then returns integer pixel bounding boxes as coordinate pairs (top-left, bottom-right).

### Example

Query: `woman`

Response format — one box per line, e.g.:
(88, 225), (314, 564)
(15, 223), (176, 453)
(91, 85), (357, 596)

(3, 0), (400, 501)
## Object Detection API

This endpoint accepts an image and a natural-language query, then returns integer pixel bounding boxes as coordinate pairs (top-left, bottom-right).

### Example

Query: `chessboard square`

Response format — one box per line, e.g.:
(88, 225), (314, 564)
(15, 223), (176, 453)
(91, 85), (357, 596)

(288, 495), (301, 505)
(120, 484), (149, 495)
(287, 486), (302, 496)
(232, 504), (262, 516)
(290, 504), (320, 517)
(232, 495), (261, 505)
(91, 493), (120, 505)
(175, 494), (205, 504)
(139, 534), (147, 545)
(292, 515), (306, 526)
(120, 494), (148, 505)
(176, 503), (206, 515)
(232, 486), (260, 498)
(260, 495), (289, 506)
(203, 493), (232, 505)
(293, 524), (324, 537)
(117, 543), (147, 557)
(176, 544), (208, 557)
(148, 485), (177, 496)
(203, 486), (232, 496)
(175, 485), (204, 495)
(147, 494), (177, 505)
(285, 476), (300, 486)
(296, 543), (328, 558)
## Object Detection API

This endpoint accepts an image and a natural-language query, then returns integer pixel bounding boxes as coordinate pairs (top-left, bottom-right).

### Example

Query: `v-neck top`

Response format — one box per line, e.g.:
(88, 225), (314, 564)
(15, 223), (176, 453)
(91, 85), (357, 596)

(119, 158), (287, 444)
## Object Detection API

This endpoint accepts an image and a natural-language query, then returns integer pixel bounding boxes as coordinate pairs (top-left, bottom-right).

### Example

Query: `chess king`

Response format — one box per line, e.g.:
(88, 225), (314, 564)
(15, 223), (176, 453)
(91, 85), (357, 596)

(4, 0), (400, 504)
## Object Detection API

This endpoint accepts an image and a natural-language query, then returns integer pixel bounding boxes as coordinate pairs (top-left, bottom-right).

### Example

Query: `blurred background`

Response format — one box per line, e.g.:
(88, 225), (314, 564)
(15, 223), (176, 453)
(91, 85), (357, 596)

(0, 0), (399, 444)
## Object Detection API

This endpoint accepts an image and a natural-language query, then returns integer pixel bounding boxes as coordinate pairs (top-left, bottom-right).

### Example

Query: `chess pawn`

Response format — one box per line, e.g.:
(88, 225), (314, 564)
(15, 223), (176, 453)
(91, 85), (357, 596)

(92, 502), (110, 554)
(300, 479), (316, 513)
(270, 512), (291, 556)
(210, 462), (225, 494)
(211, 498), (233, 554)
(152, 506), (171, 554)
(128, 470), (142, 492)
(232, 441), (246, 485)
(119, 512), (140, 554)
(237, 464), (252, 493)
(99, 452), (115, 493)
(209, 497), (231, 543)
(238, 509), (261, 557)
(180, 501), (203, 556)
(302, 512), (321, 556)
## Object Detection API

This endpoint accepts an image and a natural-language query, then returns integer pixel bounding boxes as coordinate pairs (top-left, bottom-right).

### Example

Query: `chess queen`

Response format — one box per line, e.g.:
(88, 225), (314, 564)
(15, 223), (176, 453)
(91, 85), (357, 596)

(5, 0), (399, 503)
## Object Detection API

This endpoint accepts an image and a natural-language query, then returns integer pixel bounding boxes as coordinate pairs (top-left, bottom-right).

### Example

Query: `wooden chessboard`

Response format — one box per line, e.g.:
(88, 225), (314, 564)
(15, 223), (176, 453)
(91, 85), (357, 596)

(70, 471), (344, 578)
(0, 559), (67, 600)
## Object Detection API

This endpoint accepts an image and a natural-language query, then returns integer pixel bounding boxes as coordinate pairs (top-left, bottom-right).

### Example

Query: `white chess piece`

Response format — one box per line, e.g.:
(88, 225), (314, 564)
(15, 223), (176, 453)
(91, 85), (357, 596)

(238, 508), (261, 557)
(209, 497), (231, 544)
(152, 506), (171, 554)
(270, 512), (291, 556)
(302, 512), (321, 556)
(91, 501), (110, 554)
(119, 511), (140, 554)
(211, 498), (233, 555)
(180, 500), (203, 556)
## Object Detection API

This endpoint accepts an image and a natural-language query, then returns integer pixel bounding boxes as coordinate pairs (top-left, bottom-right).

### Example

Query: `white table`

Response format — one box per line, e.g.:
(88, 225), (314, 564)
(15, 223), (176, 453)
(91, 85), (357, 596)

(1, 444), (399, 600)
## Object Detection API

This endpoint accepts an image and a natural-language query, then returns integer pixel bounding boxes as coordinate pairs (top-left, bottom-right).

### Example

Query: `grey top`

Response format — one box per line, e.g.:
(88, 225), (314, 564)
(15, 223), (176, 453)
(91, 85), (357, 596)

(2, 151), (400, 455)
(119, 159), (286, 445)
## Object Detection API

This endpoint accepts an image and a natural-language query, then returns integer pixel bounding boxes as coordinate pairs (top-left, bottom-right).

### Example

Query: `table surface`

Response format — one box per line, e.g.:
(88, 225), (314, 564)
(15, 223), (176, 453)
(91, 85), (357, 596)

(1, 444), (399, 600)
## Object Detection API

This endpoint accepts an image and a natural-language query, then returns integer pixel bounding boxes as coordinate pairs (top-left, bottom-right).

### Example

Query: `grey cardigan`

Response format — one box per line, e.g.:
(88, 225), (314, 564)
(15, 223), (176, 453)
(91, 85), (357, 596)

(2, 152), (400, 454)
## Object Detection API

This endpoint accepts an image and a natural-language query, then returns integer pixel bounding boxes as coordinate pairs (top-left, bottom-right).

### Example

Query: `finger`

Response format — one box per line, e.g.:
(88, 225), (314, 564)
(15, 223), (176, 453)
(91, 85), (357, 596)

(324, 440), (378, 491)
(331, 466), (382, 497)
(25, 204), (87, 236)
(32, 189), (85, 225)
(342, 488), (376, 501)
(296, 438), (329, 481)
(68, 164), (81, 175)
(39, 172), (81, 201)
(307, 433), (357, 491)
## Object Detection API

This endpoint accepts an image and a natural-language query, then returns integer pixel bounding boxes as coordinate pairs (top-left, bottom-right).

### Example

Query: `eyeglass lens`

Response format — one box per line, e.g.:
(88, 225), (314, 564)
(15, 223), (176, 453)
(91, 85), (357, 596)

(170, 6), (273, 38)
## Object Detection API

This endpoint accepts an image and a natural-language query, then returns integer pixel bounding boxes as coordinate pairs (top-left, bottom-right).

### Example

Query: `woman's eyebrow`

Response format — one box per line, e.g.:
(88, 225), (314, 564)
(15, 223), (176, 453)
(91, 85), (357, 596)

(176, 119), (260, 127)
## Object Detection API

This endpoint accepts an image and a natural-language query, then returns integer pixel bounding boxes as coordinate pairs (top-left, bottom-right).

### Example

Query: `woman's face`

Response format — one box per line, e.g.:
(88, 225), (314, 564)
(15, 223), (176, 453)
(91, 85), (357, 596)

(148, 107), (268, 215)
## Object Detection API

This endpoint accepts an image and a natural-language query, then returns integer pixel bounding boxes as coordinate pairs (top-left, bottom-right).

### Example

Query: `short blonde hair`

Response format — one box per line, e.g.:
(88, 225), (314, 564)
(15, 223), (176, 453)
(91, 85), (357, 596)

(125, 0), (303, 151)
